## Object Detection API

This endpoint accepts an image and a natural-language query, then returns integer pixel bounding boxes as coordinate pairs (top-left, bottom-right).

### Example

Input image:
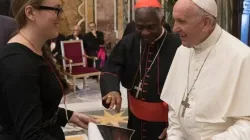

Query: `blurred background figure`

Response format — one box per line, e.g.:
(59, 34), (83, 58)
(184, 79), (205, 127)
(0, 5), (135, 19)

(66, 25), (84, 40)
(83, 22), (105, 69)
(46, 33), (66, 65)
(0, 0), (11, 16)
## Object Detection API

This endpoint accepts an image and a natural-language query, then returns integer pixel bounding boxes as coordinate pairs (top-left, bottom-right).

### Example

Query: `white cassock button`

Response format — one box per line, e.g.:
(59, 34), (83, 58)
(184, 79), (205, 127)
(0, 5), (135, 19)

(190, 97), (194, 101)
(196, 60), (200, 62)
(195, 68), (199, 71)
(188, 124), (192, 128)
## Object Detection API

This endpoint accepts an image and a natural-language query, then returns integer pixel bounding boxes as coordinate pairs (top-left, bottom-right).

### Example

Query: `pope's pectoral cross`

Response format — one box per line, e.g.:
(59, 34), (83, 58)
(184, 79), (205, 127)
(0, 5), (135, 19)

(181, 97), (190, 117)
(134, 81), (142, 98)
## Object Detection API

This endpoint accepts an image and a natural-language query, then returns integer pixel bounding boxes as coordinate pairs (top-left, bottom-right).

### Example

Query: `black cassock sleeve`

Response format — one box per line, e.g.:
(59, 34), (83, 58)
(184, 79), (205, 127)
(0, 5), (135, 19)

(57, 107), (73, 127)
(100, 40), (126, 98)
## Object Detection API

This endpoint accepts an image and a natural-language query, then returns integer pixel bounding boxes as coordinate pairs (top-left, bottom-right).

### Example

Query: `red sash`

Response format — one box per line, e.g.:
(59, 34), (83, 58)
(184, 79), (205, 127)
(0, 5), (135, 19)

(128, 92), (168, 122)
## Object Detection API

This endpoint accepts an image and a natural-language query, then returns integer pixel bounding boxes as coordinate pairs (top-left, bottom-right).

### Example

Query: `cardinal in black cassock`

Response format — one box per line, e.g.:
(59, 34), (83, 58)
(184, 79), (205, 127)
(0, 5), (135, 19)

(100, 0), (181, 139)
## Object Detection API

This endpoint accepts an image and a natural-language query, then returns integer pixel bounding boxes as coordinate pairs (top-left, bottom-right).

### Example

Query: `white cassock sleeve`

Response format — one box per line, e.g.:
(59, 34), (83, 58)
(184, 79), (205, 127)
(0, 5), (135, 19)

(211, 119), (250, 140)
(167, 106), (186, 140)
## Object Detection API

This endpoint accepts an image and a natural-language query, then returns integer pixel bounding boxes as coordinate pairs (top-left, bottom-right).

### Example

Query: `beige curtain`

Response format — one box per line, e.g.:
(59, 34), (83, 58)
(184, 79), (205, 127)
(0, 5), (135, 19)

(216, 0), (233, 33)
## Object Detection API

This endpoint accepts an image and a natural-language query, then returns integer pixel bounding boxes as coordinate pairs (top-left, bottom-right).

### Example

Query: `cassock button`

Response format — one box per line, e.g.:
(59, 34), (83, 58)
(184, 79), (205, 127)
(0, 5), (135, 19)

(190, 96), (194, 101)
(188, 124), (192, 128)
(195, 68), (199, 71)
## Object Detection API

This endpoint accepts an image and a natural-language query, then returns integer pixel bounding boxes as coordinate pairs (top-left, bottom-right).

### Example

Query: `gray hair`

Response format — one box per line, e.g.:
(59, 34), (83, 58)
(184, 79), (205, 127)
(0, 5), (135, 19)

(135, 7), (164, 21)
(194, 4), (217, 25)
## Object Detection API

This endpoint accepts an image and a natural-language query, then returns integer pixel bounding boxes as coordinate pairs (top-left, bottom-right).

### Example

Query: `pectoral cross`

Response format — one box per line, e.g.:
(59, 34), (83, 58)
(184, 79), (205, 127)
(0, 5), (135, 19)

(134, 81), (142, 98)
(181, 97), (190, 117)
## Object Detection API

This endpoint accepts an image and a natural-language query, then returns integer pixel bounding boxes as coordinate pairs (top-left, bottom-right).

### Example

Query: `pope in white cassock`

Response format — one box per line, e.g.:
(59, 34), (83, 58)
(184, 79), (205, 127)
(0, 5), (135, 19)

(161, 0), (250, 139)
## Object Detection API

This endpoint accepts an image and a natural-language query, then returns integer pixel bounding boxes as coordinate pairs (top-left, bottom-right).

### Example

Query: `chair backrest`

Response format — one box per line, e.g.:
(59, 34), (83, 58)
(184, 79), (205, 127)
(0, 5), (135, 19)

(0, 15), (17, 47)
(60, 40), (87, 70)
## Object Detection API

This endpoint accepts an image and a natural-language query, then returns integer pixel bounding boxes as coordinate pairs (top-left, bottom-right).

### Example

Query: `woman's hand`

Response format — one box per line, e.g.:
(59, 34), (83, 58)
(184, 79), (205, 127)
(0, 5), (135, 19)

(68, 112), (96, 128)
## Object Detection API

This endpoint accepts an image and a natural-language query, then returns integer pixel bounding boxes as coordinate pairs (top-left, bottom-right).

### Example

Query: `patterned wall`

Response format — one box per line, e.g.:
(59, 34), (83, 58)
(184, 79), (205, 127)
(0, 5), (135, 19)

(96, 0), (115, 42)
(59, 0), (83, 36)
(59, 0), (169, 39)
(60, 0), (118, 41)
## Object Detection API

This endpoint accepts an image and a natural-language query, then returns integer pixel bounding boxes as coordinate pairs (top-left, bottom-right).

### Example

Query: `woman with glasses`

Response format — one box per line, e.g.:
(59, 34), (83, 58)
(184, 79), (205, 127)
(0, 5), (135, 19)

(0, 0), (95, 139)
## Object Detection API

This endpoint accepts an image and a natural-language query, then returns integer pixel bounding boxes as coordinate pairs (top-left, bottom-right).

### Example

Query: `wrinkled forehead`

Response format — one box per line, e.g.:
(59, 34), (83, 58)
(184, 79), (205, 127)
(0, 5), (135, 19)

(74, 26), (80, 30)
(135, 9), (161, 24)
(173, 0), (199, 20)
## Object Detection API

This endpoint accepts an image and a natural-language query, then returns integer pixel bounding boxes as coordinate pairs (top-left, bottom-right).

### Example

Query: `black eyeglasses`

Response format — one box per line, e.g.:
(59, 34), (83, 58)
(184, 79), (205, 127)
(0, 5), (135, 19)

(36, 6), (63, 17)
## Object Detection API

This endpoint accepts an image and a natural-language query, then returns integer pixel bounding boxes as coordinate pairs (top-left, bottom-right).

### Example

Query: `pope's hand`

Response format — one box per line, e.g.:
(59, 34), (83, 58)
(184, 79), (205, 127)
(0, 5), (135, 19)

(102, 91), (122, 112)
(158, 128), (167, 139)
(69, 112), (96, 128)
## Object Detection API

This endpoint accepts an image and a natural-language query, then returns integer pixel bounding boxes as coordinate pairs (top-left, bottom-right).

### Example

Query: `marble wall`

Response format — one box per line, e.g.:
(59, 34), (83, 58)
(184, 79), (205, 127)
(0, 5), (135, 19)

(59, 0), (170, 40)
(59, 0), (83, 36)
(60, 0), (120, 45)
(96, 0), (115, 43)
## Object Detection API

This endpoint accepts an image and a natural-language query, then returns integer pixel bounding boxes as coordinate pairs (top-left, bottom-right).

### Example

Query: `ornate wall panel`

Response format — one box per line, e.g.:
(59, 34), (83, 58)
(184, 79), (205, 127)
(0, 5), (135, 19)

(86, 0), (95, 30)
(96, 0), (115, 42)
(59, 0), (83, 36)
(118, 0), (124, 38)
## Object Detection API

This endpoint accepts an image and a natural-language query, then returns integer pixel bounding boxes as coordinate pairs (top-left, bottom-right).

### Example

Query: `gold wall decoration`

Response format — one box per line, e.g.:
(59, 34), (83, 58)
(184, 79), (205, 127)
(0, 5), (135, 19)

(117, 0), (124, 39)
(77, 0), (85, 26)
(96, 0), (115, 46)
(86, 0), (94, 26)
(60, 0), (84, 36)
(60, 0), (124, 40)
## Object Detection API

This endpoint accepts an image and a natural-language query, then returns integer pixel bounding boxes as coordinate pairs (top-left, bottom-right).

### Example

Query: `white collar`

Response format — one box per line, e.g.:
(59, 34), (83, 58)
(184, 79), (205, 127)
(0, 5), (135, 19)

(193, 24), (222, 52)
(155, 27), (165, 42)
